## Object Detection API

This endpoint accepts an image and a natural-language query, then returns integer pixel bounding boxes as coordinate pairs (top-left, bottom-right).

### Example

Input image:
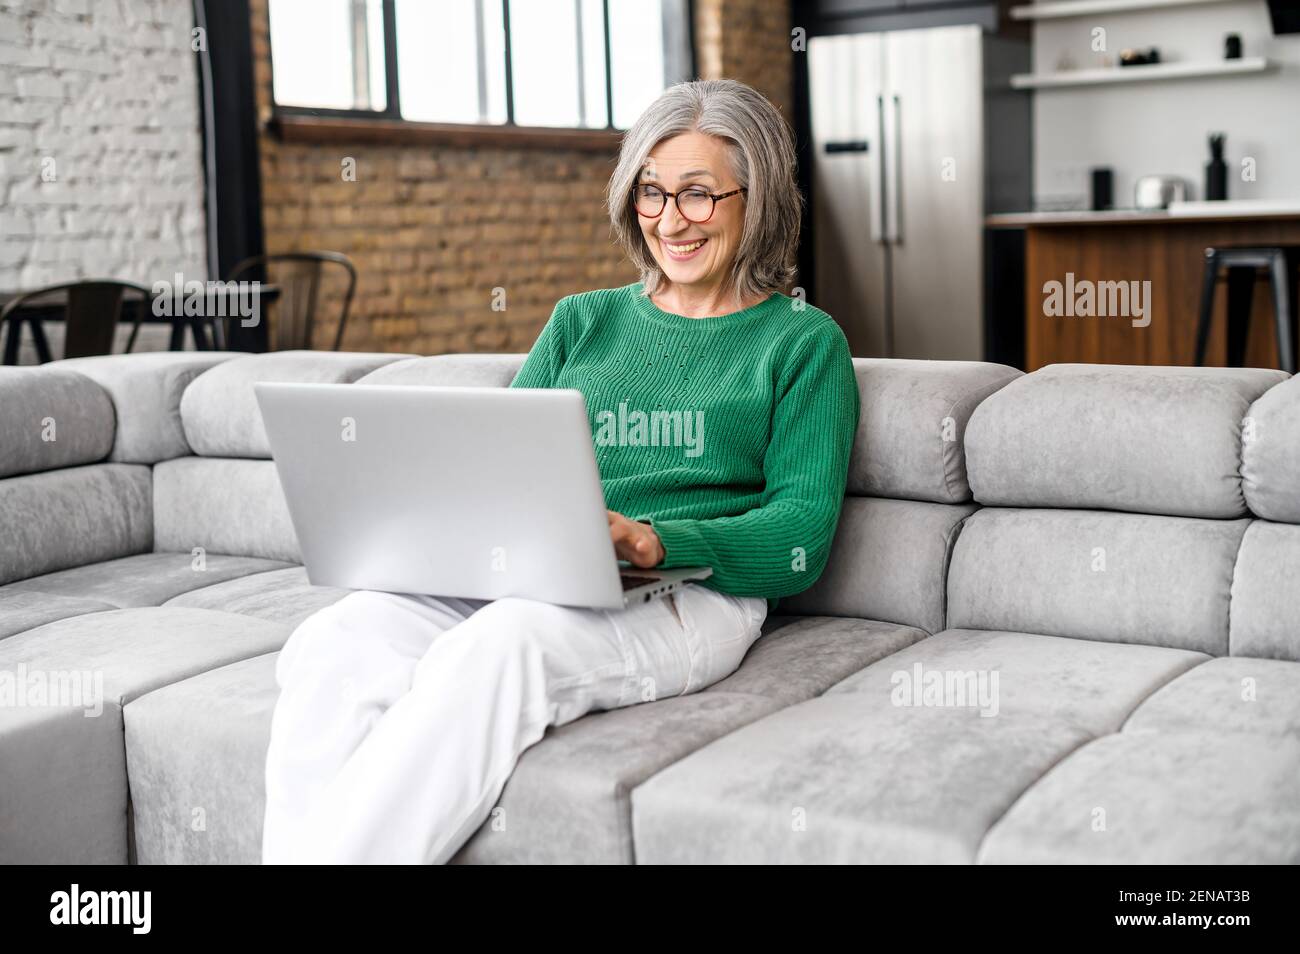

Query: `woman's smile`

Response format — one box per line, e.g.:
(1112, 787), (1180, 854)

(661, 236), (709, 261)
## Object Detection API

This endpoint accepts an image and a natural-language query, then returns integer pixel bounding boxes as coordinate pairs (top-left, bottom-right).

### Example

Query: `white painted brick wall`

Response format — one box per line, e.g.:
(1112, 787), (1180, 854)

(0, 0), (207, 299)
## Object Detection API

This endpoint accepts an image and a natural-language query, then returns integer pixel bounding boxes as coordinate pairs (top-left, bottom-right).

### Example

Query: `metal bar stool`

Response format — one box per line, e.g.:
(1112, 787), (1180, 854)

(1194, 246), (1298, 374)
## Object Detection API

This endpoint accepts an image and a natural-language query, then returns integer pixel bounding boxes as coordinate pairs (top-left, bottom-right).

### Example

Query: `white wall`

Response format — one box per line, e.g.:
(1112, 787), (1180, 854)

(0, 0), (207, 291)
(1032, 0), (1300, 207)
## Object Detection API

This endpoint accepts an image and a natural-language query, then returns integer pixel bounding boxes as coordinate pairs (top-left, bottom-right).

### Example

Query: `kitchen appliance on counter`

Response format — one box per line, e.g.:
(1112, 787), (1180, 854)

(808, 25), (1029, 361)
(1134, 175), (1189, 210)
(1091, 168), (1114, 211)
(1206, 133), (1228, 201)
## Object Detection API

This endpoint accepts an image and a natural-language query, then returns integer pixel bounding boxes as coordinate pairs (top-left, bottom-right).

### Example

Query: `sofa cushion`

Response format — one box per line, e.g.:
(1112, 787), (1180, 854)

(462, 616), (924, 864)
(1123, 656), (1300, 738)
(357, 353), (526, 388)
(125, 653), (281, 865)
(977, 731), (1300, 864)
(55, 352), (242, 464)
(0, 608), (291, 863)
(153, 457), (300, 562)
(120, 614), (924, 864)
(0, 591), (117, 640)
(702, 616), (926, 708)
(630, 630), (1206, 863)
(1241, 374), (1300, 522)
(179, 350), (411, 458)
(0, 552), (293, 609)
(828, 629), (1207, 733)
(634, 695), (1090, 864)
(0, 702), (125, 863)
(165, 566), (350, 628)
(0, 365), (114, 478)
(453, 692), (787, 865)
(1229, 519), (1300, 661)
(965, 364), (1286, 518)
(781, 497), (974, 634)
(947, 508), (1247, 655)
(847, 358), (1020, 504)
(0, 464), (152, 586)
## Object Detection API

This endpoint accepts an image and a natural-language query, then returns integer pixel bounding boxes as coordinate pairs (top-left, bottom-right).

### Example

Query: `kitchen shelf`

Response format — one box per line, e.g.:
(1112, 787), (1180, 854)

(1010, 0), (1245, 21)
(1010, 56), (1271, 89)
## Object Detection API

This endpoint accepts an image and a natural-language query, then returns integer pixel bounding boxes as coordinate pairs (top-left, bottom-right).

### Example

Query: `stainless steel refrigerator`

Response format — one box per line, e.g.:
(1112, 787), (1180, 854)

(809, 24), (1028, 360)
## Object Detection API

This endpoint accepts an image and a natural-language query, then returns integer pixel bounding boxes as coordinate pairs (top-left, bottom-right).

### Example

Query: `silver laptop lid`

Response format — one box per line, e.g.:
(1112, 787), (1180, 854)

(255, 382), (628, 608)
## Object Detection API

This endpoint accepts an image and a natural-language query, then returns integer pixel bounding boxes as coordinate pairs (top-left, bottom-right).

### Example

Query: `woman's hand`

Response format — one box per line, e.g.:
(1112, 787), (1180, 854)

(608, 511), (665, 568)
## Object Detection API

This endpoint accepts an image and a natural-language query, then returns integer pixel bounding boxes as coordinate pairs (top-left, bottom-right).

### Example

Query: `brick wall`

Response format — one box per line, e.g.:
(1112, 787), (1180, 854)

(249, 0), (794, 356)
(695, 0), (794, 121)
(0, 0), (207, 292)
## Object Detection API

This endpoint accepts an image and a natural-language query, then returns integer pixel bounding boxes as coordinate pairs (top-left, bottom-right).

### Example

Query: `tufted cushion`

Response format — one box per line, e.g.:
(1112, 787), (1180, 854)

(179, 350), (411, 458)
(946, 507), (1248, 655)
(1240, 374), (1300, 523)
(781, 496), (975, 634)
(55, 352), (243, 464)
(965, 364), (1287, 518)
(152, 457), (300, 562)
(1228, 520), (1300, 661)
(847, 358), (1021, 503)
(0, 464), (152, 586)
(0, 366), (114, 478)
(358, 353), (526, 388)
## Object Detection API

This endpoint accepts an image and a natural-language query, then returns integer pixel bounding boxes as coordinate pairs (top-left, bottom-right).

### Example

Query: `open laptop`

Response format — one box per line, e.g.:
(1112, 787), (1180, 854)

(254, 382), (712, 610)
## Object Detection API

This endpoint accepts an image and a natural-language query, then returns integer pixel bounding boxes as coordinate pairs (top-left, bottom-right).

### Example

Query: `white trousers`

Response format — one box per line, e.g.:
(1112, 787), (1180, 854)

(261, 584), (767, 864)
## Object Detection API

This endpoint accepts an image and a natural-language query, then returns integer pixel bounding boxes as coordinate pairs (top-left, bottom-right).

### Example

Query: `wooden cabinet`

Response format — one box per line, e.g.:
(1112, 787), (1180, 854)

(994, 214), (1300, 370)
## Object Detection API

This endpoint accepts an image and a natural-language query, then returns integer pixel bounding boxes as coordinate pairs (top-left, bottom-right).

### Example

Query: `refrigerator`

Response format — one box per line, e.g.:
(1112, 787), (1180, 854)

(809, 24), (1028, 360)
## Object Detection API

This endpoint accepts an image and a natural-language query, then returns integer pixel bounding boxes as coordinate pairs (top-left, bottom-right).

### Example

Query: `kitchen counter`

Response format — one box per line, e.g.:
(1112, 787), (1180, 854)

(1005, 202), (1300, 370)
(988, 200), (1300, 228)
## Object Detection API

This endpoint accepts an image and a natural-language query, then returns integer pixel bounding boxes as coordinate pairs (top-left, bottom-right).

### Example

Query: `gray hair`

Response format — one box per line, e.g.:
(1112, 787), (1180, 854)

(607, 79), (802, 302)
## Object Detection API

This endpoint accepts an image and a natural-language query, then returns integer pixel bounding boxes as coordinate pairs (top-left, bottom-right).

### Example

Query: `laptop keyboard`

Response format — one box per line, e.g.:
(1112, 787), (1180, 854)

(620, 575), (659, 590)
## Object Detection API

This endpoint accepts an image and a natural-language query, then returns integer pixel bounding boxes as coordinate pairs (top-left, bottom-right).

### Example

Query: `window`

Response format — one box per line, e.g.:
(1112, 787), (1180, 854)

(268, 0), (694, 131)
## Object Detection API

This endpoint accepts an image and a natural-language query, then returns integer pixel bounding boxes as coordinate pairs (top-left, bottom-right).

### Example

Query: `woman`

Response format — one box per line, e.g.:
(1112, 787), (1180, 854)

(262, 78), (860, 864)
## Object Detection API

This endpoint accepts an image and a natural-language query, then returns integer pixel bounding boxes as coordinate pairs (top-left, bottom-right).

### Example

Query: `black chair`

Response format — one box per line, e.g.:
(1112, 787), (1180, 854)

(1194, 246), (1298, 374)
(224, 252), (357, 351)
(1, 279), (151, 365)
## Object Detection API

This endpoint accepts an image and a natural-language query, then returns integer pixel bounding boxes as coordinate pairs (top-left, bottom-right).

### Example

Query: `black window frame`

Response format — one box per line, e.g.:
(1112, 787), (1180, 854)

(268, 0), (697, 132)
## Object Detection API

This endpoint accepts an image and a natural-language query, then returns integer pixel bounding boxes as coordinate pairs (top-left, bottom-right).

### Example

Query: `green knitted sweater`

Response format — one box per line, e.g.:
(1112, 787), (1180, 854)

(509, 282), (859, 611)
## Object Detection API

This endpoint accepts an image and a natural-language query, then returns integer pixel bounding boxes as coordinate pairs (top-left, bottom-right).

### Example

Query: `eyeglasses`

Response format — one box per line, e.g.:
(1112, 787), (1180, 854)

(631, 184), (747, 224)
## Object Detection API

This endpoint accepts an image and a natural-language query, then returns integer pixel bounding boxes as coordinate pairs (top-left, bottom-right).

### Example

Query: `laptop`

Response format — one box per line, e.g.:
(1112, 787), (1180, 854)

(254, 382), (712, 610)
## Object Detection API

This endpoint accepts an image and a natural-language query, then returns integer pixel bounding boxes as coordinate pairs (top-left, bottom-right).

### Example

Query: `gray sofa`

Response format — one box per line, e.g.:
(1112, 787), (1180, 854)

(1, 349), (1297, 864)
